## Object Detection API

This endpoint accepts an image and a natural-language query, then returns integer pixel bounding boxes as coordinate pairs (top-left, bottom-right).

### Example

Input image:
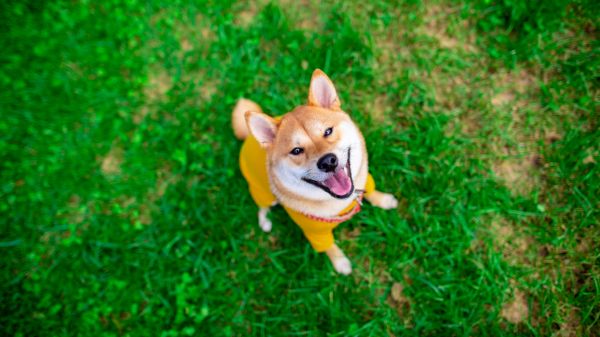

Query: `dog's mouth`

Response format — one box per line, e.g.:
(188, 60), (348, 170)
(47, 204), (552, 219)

(302, 148), (354, 199)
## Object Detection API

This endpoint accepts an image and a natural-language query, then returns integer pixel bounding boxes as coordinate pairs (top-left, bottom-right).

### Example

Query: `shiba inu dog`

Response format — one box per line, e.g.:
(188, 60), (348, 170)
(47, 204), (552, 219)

(232, 69), (398, 275)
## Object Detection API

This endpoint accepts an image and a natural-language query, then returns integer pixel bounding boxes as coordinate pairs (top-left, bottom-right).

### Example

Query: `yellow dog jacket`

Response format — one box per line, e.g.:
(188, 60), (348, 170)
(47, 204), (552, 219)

(239, 132), (375, 252)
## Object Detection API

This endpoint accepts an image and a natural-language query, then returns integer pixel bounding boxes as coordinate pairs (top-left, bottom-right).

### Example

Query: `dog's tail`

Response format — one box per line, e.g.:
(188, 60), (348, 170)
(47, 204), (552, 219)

(232, 98), (263, 140)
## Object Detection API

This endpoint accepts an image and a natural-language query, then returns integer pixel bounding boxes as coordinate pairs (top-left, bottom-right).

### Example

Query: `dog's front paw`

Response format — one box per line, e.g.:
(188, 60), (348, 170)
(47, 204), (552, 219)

(378, 193), (398, 209)
(258, 208), (272, 232)
(368, 191), (398, 210)
(332, 256), (352, 275)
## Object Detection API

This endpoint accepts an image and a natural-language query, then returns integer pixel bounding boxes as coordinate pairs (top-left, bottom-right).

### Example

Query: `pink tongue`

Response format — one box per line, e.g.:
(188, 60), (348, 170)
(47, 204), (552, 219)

(323, 168), (352, 196)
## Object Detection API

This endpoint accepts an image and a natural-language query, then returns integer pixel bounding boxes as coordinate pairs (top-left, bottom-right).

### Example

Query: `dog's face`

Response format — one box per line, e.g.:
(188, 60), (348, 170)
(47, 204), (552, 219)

(246, 70), (365, 201)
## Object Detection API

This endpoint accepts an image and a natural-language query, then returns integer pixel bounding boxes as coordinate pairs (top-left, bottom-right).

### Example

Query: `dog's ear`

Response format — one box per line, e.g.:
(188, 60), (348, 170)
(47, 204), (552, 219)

(308, 69), (341, 110)
(245, 111), (278, 148)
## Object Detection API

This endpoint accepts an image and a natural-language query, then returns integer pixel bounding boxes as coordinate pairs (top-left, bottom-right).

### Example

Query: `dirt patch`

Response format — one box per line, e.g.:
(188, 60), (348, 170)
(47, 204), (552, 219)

(366, 3), (480, 117)
(544, 130), (562, 144)
(234, 2), (260, 28)
(105, 166), (180, 227)
(193, 76), (219, 103)
(338, 227), (362, 253)
(363, 3), (412, 87)
(489, 69), (537, 108)
(175, 13), (215, 54)
(491, 91), (516, 107)
(421, 5), (458, 49)
(501, 288), (529, 324)
(139, 11), (217, 124)
(101, 146), (124, 175)
(370, 94), (388, 122)
(371, 30), (410, 87)
(370, 2), (482, 115)
(484, 68), (550, 196)
(431, 73), (473, 111)
(420, 4), (477, 52)
(134, 63), (172, 124)
(471, 215), (536, 268)
(138, 165), (181, 225)
(557, 306), (581, 337)
(144, 65), (171, 103)
(458, 112), (480, 135)
(493, 156), (539, 196)
(340, 226), (362, 240)
(387, 282), (412, 326)
(583, 149), (597, 164)
(153, 165), (180, 200)
(61, 194), (86, 225)
(576, 235), (593, 254)
(278, 0), (325, 31)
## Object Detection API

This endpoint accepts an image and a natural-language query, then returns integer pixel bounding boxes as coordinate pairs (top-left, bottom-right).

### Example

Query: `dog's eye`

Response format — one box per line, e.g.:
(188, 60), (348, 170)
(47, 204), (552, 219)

(290, 147), (304, 155)
(324, 127), (333, 137)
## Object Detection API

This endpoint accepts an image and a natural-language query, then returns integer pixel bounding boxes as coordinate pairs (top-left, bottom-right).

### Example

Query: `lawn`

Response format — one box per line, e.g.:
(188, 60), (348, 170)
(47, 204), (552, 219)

(1, 0), (598, 336)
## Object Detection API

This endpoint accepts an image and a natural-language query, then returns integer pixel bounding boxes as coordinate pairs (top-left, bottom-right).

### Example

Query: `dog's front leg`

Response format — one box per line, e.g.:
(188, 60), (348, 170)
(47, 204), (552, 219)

(258, 207), (272, 232)
(365, 190), (398, 209)
(325, 244), (352, 275)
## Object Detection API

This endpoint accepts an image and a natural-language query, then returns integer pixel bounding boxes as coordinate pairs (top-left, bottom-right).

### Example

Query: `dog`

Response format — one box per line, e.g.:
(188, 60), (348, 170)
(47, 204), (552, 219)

(232, 69), (398, 274)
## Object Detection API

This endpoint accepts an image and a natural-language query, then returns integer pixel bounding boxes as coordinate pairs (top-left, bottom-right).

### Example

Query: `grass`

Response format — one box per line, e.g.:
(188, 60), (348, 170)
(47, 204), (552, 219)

(1, 0), (598, 336)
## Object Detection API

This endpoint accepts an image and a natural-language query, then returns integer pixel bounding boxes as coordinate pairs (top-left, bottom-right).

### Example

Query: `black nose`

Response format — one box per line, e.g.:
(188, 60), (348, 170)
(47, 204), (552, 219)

(317, 153), (338, 172)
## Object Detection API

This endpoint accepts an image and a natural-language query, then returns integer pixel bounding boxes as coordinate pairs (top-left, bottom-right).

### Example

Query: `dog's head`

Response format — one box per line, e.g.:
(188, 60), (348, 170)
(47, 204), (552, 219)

(245, 69), (365, 201)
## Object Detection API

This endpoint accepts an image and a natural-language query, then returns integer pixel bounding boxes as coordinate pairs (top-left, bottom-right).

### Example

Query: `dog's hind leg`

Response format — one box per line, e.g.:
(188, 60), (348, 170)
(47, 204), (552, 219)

(258, 207), (272, 232)
(232, 98), (263, 140)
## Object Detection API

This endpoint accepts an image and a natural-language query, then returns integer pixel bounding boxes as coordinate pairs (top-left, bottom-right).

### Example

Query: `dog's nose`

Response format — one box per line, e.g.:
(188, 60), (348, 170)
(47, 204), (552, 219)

(317, 153), (338, 172)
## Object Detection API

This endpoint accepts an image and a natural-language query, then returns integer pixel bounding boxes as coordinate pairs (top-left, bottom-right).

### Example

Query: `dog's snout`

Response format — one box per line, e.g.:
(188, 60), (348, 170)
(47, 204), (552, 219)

(317, 153), (338, 172)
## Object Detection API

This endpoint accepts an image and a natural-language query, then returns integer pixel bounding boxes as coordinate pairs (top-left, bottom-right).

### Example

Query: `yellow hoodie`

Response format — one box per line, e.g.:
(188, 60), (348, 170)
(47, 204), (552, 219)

(239, 133), (375, 252)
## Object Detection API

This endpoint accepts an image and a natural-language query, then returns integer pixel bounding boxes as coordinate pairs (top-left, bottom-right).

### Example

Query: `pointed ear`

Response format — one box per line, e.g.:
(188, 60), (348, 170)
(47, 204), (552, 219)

(308, 69), (341, 109)
(245, 111), (278, 148)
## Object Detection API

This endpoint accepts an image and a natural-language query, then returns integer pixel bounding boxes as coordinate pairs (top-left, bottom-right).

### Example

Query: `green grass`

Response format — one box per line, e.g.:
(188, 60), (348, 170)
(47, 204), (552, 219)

(1, 0), (598, 336)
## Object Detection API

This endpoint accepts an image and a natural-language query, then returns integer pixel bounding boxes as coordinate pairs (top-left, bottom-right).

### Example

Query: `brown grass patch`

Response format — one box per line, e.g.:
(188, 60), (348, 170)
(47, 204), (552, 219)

(138, 165), (181, 225)
(470, 215), (537, 268)
(386, 282), (413, 326)
(175, 13), (214, 55)
(64, 194), (86, 225)
(367, 94), (389, 122)
(491, 92), (516, 107)
(419, 4), (477, 52)
(133, 64), (172, 124)
(369, 3), (482, 116)
(175, 13), (218, 107)
(138, 11), (216, 124)
(484, 69), (547, 196)
(100, 145), (124, 175)
(234, 2), (260, 28)
(106, 166), (180, 227)
(339, 227), (362, 253)
(489, 217), (535, 266)
(557, 306), (581, 337)
(489, 69), (537, 108)
(583, 151), (596, 164)
(361, 259), (413, 326)
(492, 155), (539, 196)
(189, 75), (219, 104)
(430, 72), (474, 111)
(144, 65), (172, 103)
(388, 282), (410, 317)
(501, 287), (529, 324)
(278, 0), (326, 31)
